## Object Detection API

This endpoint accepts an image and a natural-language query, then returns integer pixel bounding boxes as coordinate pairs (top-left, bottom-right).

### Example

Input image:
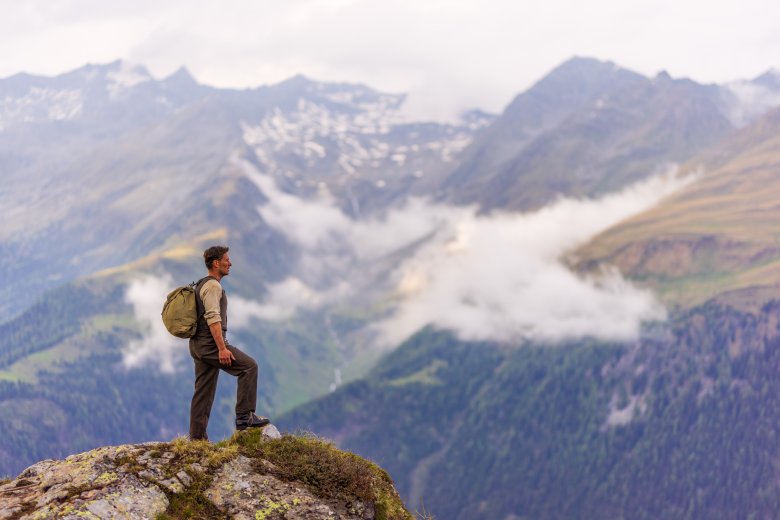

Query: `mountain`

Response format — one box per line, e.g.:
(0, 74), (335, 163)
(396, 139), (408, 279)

(0, 60), (492, 477)
(275, 65), (780, 519)
(280, 302), (780, 520)
(5, 56), (780, 512)
(574, 106), (780, 309)
(0, 60), (492, 319)
(0, 428), (411, 520)
(432, 57), (780, 213)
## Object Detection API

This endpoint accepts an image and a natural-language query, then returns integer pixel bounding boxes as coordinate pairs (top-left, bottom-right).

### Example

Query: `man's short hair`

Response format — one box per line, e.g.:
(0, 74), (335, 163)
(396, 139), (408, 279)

(204, 245), (229, 269)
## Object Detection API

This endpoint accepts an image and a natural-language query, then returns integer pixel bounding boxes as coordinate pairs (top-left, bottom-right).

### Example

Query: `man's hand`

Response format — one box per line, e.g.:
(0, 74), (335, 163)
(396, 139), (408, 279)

(219, 347), (236, 367)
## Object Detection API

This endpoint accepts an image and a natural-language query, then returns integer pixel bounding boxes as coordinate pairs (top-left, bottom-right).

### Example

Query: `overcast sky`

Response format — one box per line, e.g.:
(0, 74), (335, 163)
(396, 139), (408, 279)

(2, 0), (779, 119)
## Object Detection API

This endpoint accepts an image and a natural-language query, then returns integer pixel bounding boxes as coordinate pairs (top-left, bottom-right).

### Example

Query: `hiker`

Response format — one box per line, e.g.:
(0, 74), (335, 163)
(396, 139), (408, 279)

(188, 245), (269, 440)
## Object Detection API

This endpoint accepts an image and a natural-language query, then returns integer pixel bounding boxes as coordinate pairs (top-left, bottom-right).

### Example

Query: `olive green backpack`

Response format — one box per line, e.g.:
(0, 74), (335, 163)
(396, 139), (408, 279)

(161, 280), (200, 338)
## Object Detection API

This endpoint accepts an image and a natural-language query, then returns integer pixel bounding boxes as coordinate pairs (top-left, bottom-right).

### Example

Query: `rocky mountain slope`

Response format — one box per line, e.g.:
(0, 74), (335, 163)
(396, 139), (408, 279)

(0, 427), (411, 520)
(575, 105), (780, 309)
(1, 60), (491, 319)
(434, 57), (780, 212)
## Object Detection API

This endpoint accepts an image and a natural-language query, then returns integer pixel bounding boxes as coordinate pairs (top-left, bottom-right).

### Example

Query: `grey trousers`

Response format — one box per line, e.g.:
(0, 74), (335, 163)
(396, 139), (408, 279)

(188, 340), (258, 440)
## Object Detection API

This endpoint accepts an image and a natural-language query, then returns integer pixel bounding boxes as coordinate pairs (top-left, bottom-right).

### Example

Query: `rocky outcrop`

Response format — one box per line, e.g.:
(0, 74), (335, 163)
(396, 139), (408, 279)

(0, 442), (174, 519)
(0, 425), (410, 520)
(206, 455), (374, 520)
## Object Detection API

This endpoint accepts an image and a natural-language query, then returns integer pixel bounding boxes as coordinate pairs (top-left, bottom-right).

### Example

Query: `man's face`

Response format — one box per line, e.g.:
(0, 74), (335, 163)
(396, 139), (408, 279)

(214, 253), (232, 276)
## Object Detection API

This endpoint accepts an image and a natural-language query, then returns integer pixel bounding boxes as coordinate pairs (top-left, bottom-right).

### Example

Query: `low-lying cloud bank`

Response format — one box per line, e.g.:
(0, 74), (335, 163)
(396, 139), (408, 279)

(240, 159), (692, 347)
(123, 161), (692, 371)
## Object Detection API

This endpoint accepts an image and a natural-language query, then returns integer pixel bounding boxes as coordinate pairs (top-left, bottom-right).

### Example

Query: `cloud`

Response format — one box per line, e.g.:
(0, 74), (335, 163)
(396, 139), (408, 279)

(240, 158), (692, 348)
(123, 273), (185, 373)
(3, 0), (780, 121)
(121, 270), (314, 371)
(230, 279), (326, 324)
(724, 78), (780, 127)
(122, 160), (693, 367)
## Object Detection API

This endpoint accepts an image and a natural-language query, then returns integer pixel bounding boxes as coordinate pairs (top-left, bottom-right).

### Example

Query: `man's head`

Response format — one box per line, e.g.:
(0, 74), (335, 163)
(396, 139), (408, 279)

(203, 245), (231, 278)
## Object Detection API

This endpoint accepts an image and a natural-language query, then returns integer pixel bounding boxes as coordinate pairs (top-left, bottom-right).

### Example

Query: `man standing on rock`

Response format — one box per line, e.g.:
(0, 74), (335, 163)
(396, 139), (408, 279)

(189, 245), (269, 440)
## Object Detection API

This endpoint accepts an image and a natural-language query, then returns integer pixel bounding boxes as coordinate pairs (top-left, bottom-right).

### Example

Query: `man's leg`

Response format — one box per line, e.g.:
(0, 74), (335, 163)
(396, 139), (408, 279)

(189, 358), (220, 440)
(222, 344), (258, 419)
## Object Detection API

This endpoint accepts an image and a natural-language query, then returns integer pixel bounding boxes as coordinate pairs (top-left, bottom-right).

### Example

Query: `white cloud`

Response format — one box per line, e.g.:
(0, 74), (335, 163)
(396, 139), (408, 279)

(123, 273), (185, 373)
(2, 0), (779, 120)
(724, 78), (780, 127)
(230, 279), (326, 324)
(370, 170), (688, 346)
(240, 158), (692, 348)
(121, 270), (318, 371)
(122, 160), (694, 364)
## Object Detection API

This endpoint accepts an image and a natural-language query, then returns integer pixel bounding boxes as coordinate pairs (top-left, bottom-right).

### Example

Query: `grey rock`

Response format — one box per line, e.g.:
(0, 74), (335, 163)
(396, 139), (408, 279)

(137, 469), (157, 481)
(206, 455), (368, 519)
(176, 470), (193, 487)
(262, 423), (283, 439)
(158, 477), (184, 494)
(188, 462), (206, 474)
(1, 438), (397, 520)
(0, 445), (169, 520)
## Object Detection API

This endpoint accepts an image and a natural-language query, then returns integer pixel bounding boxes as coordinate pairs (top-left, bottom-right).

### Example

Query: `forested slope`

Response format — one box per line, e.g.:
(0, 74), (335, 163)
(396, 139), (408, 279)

(281, 301), (780, 519)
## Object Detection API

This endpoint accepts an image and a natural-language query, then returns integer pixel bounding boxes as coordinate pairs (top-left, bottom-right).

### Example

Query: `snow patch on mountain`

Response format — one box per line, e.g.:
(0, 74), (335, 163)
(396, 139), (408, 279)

(0, 87), (83, 125)
(106, 62), (152, 99)
(241, 92), (480, 195)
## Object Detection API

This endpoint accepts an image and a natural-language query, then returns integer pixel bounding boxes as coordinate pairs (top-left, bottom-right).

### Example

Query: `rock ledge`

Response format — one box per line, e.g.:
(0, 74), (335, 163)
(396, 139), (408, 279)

(0, 425), (411, 520)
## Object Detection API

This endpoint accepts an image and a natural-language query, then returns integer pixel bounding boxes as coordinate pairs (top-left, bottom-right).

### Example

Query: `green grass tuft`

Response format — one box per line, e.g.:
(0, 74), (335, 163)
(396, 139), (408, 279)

(155, 431), (412, 520)
(155, 437), (240, 520)
(156, 472), (228, 520)
(233, 430), (413, 520)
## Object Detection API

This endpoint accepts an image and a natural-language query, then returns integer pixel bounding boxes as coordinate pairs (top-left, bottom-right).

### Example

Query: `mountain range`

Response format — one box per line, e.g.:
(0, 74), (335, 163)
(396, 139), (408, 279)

(4, 56), (780, 519)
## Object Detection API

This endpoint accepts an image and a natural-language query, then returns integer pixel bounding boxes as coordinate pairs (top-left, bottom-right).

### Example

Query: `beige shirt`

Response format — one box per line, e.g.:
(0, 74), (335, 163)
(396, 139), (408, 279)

(199, 279), (223, 326)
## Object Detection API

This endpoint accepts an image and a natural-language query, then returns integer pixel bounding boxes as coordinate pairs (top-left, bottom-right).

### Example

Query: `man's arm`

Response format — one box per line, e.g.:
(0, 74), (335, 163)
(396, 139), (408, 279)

(201, 280), (236, 367)
(208, 321), (236, 367)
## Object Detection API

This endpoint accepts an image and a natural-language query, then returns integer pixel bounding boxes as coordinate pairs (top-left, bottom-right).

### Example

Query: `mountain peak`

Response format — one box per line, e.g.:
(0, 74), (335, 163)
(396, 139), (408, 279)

(529, 56), (644, 96)
(752, 68), (780, 89)
(544, 56), (632, 80)
(557, 55), (615, 69)
(0, 428), (411, 519)
(162, 66), (199, 87)
(277, 73), (317, 88)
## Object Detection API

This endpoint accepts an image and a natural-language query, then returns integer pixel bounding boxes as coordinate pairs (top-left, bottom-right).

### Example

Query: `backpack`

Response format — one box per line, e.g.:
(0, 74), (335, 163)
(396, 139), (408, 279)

(161, 280), (201, 338)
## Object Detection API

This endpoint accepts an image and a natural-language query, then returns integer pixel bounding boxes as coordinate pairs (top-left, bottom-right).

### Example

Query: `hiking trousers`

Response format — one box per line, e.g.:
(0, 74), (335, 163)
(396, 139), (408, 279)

(188, 340), (258, 440)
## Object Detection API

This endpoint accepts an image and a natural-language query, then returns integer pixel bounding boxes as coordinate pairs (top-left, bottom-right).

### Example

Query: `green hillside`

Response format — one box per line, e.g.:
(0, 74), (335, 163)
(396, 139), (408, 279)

(281, 303), (780, 520)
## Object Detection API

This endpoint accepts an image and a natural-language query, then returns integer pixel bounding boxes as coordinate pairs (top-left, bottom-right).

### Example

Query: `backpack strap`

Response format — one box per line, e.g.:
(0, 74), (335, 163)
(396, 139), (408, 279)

(193, 276), (217, 322)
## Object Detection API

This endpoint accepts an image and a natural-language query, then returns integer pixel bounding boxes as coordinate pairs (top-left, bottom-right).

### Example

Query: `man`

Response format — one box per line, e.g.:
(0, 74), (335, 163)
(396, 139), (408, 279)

(189, 245), (269, 440)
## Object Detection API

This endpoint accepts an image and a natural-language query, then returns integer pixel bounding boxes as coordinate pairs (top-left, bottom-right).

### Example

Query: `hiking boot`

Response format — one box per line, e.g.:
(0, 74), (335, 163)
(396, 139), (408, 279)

(236, 412), (270, 430)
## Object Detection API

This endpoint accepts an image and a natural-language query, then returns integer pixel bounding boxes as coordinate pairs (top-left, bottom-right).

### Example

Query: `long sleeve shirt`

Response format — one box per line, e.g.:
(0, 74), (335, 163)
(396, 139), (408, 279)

(199, 279), (224, 326)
